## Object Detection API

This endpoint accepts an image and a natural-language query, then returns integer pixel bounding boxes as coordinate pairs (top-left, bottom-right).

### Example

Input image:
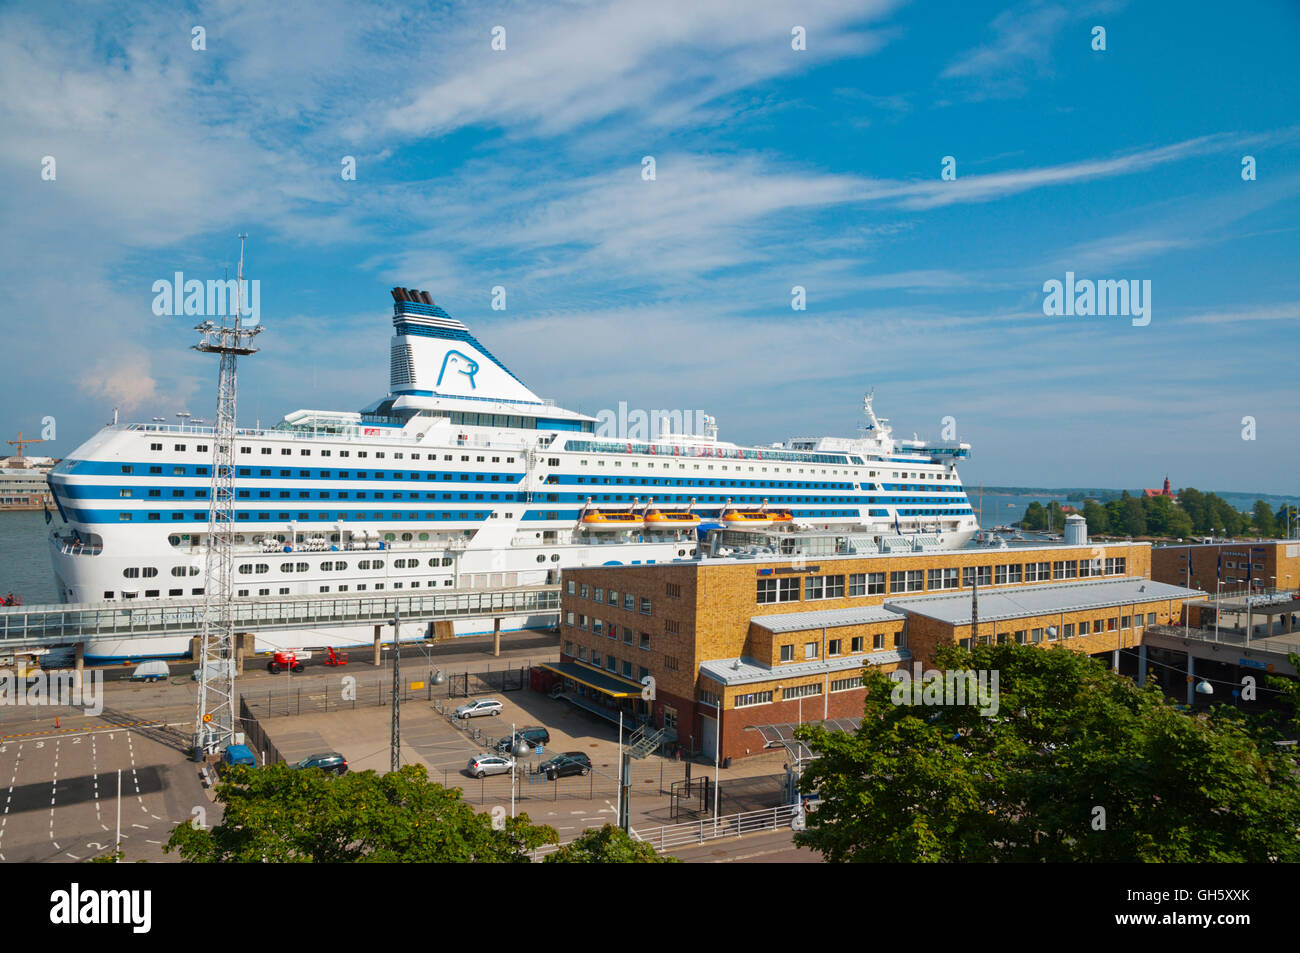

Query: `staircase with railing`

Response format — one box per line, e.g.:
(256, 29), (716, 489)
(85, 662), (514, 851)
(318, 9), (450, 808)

(627, 722), (668, 759)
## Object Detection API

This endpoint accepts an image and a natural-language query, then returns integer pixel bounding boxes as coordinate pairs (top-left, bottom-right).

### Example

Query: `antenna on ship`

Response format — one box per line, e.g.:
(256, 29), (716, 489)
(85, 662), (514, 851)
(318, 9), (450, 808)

(191, 233), (263, 759)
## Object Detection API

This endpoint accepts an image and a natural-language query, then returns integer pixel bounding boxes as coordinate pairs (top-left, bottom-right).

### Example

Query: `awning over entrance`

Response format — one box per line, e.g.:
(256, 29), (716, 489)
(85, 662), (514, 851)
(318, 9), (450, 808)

(747, 718), (861, 764)
(537, 660), (642, 698)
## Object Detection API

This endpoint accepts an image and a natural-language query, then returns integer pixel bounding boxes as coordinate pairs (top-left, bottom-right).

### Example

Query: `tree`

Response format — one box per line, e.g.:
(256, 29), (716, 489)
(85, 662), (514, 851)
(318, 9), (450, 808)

(794, 644), (1300, 863)
(1022, 501), (1047, 531)
(1123, 496), (1147, 536)
(1178, 487), (1207, 532)
(542, 824), (677, 863)
(165, 763), (557, 863)
(1081, 500), (1109, 537)
(1252, 500), (1277, 537)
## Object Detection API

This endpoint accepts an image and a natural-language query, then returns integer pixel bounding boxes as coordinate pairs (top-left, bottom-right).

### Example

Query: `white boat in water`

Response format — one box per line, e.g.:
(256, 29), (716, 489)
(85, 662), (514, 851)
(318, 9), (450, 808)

(47, 286), (978, 660)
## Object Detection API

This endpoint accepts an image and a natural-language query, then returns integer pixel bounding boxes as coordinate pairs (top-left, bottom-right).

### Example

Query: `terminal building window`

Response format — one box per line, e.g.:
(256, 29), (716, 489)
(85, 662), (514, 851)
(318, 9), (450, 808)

(805, 574), (844, 599)
(734, 691), (773, 709)
(962, 566), (992, 588)
(757, 578), (800, 603)
(928, 568), (960, 590)
(890, 570), (923, 593)
(995, 563), (1023, 584)
(1052, 560), (1078, 580)
(780, 644), (794, 662)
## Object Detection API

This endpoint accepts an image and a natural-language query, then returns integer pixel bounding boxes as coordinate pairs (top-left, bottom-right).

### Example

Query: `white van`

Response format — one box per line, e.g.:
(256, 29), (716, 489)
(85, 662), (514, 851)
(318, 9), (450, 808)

(131, 660), (170, 682)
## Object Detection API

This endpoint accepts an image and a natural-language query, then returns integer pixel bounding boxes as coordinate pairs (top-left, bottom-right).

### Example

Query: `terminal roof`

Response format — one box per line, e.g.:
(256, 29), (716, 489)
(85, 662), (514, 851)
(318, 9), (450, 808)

(751, 605), (906, 633)
(885, 577), (1204, 626)
(699, 649), (908, 686)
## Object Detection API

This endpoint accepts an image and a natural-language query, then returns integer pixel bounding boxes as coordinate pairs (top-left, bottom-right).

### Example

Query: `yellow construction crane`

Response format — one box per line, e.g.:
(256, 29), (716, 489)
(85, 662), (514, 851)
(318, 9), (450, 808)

(5, 431), (45, 461)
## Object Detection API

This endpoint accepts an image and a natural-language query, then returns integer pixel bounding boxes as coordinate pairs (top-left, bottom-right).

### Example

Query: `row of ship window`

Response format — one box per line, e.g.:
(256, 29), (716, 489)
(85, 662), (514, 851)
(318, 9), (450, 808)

(100, 578), (462, 600)
(124, 465), (519, 481)
(149, 442), (516, 464)
(123, 556), (460, 579)
(114, 510), (498, 522)
(756, 559), (1129, 602)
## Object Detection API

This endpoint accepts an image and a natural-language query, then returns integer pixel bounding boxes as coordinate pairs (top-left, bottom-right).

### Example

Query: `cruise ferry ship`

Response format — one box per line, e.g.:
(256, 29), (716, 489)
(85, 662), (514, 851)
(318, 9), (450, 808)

(46, 288), (977, 659)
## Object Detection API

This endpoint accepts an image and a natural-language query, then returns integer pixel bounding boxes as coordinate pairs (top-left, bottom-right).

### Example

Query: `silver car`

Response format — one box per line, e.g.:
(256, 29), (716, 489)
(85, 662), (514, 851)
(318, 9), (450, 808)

(467, 753), (516, 779)
(454, 698), (503, 719)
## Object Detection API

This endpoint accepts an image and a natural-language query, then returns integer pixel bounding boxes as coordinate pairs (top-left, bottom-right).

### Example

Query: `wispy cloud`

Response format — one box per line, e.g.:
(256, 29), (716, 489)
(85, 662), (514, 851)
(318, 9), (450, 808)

(381, 0), (903, 139)
(942, 4), (1070, 81)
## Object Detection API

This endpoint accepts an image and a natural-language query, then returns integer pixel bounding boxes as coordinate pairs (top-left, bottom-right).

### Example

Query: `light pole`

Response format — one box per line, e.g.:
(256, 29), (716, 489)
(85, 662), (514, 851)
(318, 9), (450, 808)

(510, 723), (530, 819)
(1215, 581), (1221, 642)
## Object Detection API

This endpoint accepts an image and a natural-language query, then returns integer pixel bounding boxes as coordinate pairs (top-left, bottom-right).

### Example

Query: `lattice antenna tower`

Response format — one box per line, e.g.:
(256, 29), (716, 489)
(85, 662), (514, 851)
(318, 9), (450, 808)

(193, 234), (263, 756)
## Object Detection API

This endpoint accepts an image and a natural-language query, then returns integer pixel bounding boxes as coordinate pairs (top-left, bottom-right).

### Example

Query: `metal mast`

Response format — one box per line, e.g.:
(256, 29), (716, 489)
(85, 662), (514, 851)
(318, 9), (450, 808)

(193, 235), (262, 757)
(390, 611), (401, 772)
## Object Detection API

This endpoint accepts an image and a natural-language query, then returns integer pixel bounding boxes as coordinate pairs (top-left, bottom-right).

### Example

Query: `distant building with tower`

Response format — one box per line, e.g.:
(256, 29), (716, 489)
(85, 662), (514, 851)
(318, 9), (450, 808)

(1142, 476), (1178, 501)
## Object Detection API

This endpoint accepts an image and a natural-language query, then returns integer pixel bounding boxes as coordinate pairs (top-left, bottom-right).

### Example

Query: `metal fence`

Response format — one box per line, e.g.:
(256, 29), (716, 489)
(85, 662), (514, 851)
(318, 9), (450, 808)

(242, 662), (536, 718)
(239, 695), (285, 765)
(631, 803), (799, 852)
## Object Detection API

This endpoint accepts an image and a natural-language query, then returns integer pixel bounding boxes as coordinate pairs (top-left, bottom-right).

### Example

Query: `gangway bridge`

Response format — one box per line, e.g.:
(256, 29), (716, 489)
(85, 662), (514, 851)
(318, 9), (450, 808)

(0, 584), (561, 653)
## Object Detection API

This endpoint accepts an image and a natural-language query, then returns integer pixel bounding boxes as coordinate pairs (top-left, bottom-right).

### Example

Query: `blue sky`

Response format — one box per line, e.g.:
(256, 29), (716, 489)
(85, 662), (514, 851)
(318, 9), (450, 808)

(3, 0), (1299, 494)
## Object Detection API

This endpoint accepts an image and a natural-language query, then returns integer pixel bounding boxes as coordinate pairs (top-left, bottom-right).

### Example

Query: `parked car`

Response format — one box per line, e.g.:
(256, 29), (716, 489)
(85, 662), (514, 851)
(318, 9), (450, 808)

(220, 744), (259, 771)
(289, 752), (348, 775)
(453, 699), (503, 719)
(466, 753), (516, 779)
(538, 752), (591, 780)
(494, 726), (550, 753)
(131, 660), (169, 682)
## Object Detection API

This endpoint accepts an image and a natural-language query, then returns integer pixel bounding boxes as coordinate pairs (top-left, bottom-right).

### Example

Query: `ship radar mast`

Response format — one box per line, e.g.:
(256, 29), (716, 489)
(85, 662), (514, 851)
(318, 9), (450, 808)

(861, 390), (888, 436)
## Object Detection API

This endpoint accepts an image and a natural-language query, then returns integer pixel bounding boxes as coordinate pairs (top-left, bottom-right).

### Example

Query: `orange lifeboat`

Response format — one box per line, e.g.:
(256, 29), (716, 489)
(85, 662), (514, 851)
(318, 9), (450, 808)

(722, 510), (772, 530)
(644, 509), (701, 530)
(580, 511), (643, 531)
(768, 509), (794, 524)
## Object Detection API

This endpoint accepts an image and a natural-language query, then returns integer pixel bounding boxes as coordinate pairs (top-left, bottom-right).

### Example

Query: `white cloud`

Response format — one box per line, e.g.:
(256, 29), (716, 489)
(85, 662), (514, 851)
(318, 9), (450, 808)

(942, 4), (1070, 80)
(382, 0), (903, 138)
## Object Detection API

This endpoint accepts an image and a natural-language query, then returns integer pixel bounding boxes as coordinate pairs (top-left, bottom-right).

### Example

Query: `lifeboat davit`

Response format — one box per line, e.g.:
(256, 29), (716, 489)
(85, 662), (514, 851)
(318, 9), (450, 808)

(644, 509), (701, 530)
(581, 511), (644, 531)
(722, 510), (773, 529)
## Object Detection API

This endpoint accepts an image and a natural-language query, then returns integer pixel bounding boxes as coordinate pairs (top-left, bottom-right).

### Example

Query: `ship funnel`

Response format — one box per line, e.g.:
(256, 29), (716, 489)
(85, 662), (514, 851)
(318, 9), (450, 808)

(418, 290), (434, 305)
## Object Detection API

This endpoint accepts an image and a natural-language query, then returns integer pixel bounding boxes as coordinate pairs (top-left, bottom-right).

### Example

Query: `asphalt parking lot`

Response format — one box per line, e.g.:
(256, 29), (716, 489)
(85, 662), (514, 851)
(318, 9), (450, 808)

(0, 724), (206, 863)
(259, 687), (790, 841)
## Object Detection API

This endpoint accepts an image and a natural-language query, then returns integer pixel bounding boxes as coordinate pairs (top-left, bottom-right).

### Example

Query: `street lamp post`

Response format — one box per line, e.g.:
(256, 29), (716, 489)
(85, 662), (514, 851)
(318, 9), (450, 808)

(510, 723), (531, 819)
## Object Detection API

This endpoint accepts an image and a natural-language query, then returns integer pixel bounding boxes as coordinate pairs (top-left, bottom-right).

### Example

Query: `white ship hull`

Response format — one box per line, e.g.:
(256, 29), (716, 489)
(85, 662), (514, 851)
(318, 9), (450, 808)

(47, 287), (978, 661)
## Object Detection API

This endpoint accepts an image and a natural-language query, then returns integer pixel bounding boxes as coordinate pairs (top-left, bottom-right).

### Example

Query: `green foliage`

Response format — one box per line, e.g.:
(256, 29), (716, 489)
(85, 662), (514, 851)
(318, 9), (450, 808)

(88, 847), (124, 863)
(794, 644), (1300, 863)
(542, 824), (676, 863)
(1252, 501), (1277, 537)
(1081, 500), (1109, 536)
(1021, 501), (1047, 531)
(165, 763), (557, 863)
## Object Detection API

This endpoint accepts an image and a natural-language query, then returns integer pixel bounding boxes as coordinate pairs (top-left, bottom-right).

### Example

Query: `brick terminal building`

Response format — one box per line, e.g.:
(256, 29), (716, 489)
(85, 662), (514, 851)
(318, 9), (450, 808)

(1151, 539), (1300, 595)
(540, 537), (1204, 762)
